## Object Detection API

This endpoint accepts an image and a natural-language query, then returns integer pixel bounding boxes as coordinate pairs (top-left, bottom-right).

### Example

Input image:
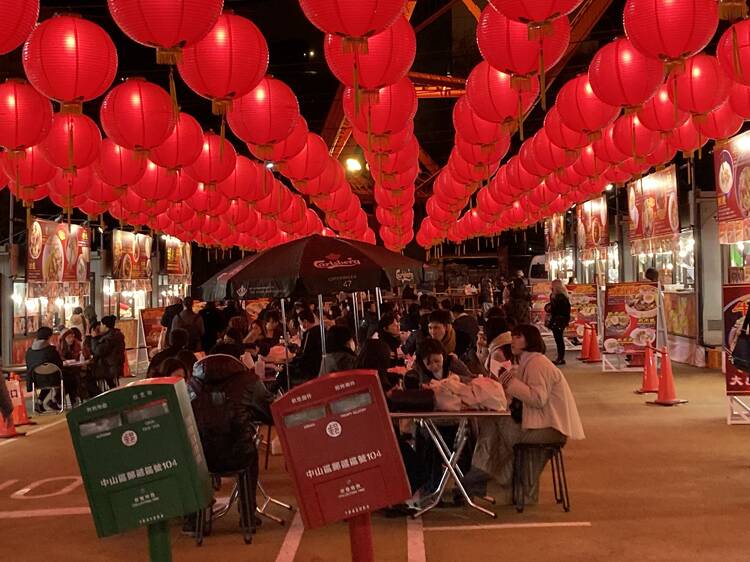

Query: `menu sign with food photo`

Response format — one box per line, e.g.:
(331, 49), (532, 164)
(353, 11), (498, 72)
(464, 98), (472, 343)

(27, 219), (90, 285)
(723, 284), (750, 395)
(140, 307), (166, 354)
(164, 236), (192, 277)
(545, 214), (566, 255)
(566, 284), (599, 339)
(112, 230), (153, 280)
(628, 165), (679, 253)
(603, 282), (658, 354)
(576, 196), (608, 261)
(530, 281), (552, 328)
(715, 131), (750, 243)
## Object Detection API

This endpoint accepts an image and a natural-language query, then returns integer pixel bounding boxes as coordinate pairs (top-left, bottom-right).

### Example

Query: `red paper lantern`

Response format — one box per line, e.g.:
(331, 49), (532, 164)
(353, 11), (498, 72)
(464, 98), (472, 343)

(280, 133), (329, 181)
(1, 145), (55, 188)
(477, 5), (570, 80)
(132, 161), (178, 205)
(556, 74), (620, 136)
(637, 84), (689, 133)
(248, 117), (309, 163)
(603, 165), (632, 184)
(107, 0), (223, 63)
(228, 76), (300, 149)
(93, 138), (146, 192)
(295, 158), (344, 197)
(149, 112), (203, 171)
(299, 0), (405, 37)
(519, 137), (551, 176)
(100, 78), (176, 151)
(455, 134), (510, 167)
(225, 199), (253, 230)
(489, 165), (523, 198)
(447, 150), (497, 185)
(0, 79), (52, 152)
(545, 171), (574, 195)
(556, 163), (585, 187)
(49, 188), (87, 210)
(426, 197), (457, 228)
(544, 105), (587, 150)
(315, 185), (354, 214)
(612, 114), (659, 160)
(369, 135), (420, 176)
(623, 0), (717, 64)
(9, 181), (47, 205)
(374, 186), (414, 213)
(167, 201), (196, 223)
(667, 54), (731, 118)
(324, 16), (415, 90)
(476, 187), (504, 217)
(527, 181), (557, 209)
(86, 176), (120, 204)
(187, 184), (230, 216)
(618, 156), (651, 177)
(729, 81), (750, 119)
(49, 167), (95, 211)
(343, 77), (417, 135)
(718, 20), (750, 85)
(177, 13), (268, 113)
(352, 121), (413, 154)
(644, 138), (677, 168)
(466, 61), (539, 127)
(506, 155), (540, 193)
(168, 171), (199, 203)
(532, 128), (577, 173)
(216, 156), (256, 200)
(375, 165), (419, 192)
(78, 198), (108, 218)
(255, 183), (294, 218)
(452, 96), (506, 146)
(588, 37), (664, 109)
(184, 131), (237, 186)
(39, 113), (101, 173)
(0, 0), (38, 54)
(592, 123), (627, 164)
(573, 145), (608, 178)
(490, 0), (582, 23)
(695, 100), (743, 140)
(22, 14), (117, 108)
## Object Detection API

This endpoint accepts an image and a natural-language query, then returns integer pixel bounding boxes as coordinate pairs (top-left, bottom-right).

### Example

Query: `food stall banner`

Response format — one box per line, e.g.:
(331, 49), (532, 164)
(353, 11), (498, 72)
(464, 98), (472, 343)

(530, 281), (552, 328)
(545, 214), (566, 256)
(566, 284), (598, 339)
(723, 284), (750, 395)
(603, 282), (658, 353)
(163, 236), (191, 282)
(140, 307), (166, 354)
(715, 131), (750, 243)
(576, 196), (608, 262)
(662, 291), (697, 339)
(112, 230), (153, 280)
(628, 165), (679, 254)
(27, 218), (90, 297)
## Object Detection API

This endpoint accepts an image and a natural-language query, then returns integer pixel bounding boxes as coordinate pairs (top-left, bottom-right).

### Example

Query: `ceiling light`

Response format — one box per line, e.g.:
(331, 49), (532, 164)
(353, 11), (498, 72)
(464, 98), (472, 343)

(345, 158), (362, 172)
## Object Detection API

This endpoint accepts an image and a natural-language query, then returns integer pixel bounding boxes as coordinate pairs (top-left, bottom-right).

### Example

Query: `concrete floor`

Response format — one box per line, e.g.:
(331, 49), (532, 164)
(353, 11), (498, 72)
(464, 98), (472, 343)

(1, 358), (748, 562)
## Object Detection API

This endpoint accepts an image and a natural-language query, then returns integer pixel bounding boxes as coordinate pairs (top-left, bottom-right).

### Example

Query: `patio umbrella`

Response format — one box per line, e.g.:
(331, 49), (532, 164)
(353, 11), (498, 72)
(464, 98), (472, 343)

(200, 234), (424, 301)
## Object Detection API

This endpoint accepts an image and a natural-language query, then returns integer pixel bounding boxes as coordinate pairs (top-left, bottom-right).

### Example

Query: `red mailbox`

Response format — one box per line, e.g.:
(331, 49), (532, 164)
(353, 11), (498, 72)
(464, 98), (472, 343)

(271, 370), (410, 530)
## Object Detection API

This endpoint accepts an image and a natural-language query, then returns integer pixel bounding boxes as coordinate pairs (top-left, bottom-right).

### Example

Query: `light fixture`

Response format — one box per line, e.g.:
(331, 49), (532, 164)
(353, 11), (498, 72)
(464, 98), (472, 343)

(345, 157), (362, 173)
(265, 161), (274, 169)
(605, 184), (613, 191)
(308, 50), (315, 58)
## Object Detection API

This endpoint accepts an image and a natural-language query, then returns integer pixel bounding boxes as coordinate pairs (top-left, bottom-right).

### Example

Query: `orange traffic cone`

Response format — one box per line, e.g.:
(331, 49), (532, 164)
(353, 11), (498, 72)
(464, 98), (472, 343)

(577, 325), (591, 361)
(648, 347), (688, 406)
(6, 377), (35, 426)
(0, 415), (24, 439)
(123, 358), (134, 378)
(635, 346), (659, 394)
(585, 325), (602, 363)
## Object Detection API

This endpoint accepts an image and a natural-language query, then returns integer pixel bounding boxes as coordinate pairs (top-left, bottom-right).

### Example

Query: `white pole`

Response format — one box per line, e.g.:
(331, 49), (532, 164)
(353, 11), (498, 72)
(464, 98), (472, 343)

(318, 294), (327, 358)
(280, 298), (291, 392)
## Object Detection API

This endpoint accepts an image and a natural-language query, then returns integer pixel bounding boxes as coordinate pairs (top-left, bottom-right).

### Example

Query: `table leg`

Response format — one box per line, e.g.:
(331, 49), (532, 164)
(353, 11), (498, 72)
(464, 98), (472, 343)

(412, 420), (458, 517)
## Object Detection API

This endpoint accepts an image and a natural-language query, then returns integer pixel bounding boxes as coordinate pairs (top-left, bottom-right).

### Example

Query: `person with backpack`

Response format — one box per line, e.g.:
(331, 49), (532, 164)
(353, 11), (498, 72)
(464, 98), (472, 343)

(171, 297), (205, 352)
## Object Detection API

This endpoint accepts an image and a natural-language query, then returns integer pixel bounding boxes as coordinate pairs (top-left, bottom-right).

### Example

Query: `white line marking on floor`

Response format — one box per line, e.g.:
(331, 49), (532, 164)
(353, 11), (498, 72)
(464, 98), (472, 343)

(407, 516), (426, 562)
(275, 511), (304, 562)
(0, 507), (90, 519)
(0, 417), (67, 448)
(424, 521), (592, 532)
(0, 480), (19, 492)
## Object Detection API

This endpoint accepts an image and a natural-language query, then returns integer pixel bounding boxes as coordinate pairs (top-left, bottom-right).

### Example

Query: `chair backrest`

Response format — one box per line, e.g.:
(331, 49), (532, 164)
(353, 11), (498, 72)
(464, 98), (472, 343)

(33, 362), (62, 388)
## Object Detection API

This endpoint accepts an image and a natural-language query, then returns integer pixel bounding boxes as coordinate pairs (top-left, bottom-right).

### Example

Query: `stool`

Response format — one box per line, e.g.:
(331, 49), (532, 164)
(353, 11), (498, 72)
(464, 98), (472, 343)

(195, 468), (255, 546)
(512, 443), (569, 513)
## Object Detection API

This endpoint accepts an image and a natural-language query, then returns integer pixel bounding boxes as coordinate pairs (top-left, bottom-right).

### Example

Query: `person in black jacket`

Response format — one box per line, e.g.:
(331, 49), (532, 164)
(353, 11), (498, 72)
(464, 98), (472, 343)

(147, 328), (194, 378)
(25, 326), (64, 412)
(289, 309), (323, 382)
(377, 313), (403, 365)
(200, 301), (227, 353)
(548, 280), (572, 365)
(92, 316), (126, 390)
(160, 298), (183, 343)
(209, 328), (246, 359)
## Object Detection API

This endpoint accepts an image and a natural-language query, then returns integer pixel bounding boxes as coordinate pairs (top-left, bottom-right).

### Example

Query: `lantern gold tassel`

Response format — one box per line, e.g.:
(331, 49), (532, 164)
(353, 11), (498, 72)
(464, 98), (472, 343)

(168, 66), (179, 119)
(219, 117), (226, 160)
(538, 41), (547, 111)
(732, 25), (744, 79)
(66, 116), (76, 176)
(720, 0), (748, 20)
(156, 47), (182, 65)
(517, 95), (524, 141)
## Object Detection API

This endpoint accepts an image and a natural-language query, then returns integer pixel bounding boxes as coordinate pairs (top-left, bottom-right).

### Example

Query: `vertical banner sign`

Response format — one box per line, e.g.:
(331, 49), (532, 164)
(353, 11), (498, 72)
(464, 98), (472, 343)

(165, 237), (192, 277)
(722, 284), (750, 395)
(566, 284), (599, 339)
(628, 165), (679, 254)
(576, 196), (608, 262)
(112, 230), (153, 280)
(715, 130), (750, 244)
(545, 214), (566, 257)
(27, 218), (91, 297)
(530, 281), (552, 328)
(603, 282), (658, 353)
(140, 307), (166, 355)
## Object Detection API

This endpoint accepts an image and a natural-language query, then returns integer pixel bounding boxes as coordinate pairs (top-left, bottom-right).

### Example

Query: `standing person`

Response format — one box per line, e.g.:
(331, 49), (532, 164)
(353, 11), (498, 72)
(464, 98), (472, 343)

(147, 328), (193, 378)
(160, 297), (183, 344)
(171, 297), (205, 352)
(25, 327), (64, 412)
(548, 280), (571, 365)
(83, 305), (98, 333)
(480, 277), (494, 314)
(69, 307), (87, 335)
(451, 304), (479, 359)
(92, 315), (126, 391)
(504, 277), (532, 327)
(644, 267), (659, 283)
(200, 301), (227, 353)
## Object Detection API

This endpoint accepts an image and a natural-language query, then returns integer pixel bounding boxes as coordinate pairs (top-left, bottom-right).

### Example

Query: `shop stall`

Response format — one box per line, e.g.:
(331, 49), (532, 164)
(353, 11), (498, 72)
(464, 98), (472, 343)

(159, 235), (192, 306)
(714, 130), (750, 422)
(576, 196), (609, 285)
(545, 213), (573, 281)
(10, 218), (91, 364)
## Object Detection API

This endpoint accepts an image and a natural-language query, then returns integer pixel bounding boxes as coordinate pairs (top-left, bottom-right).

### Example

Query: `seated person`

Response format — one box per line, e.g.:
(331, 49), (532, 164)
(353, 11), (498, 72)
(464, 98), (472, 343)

(25, 327), (64, 412)
(176, 350), (198, 378)
(243, 320), (264, 346)
(159, 357), (189, 379)
(376, 313), (403, 365)
(319, 326), (357, 376)
(209, 328), (246, 359)
(288, 309), (323, 382)
(451, 304), (479, 358)
(355, 338), (398, 392)
(60, 328), (83, 360)
(427, 309), (457, 354)
(462, 324), (584, 504)
(262, 310), (283, 348)
(413, 337), (474, 385)
(186, 354), (274, 535)
(147, 328), (195, 378)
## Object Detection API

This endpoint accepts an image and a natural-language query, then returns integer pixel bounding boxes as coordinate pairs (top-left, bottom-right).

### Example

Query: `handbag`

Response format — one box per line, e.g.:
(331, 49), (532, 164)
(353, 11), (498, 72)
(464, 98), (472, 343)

(509, 397), (523, 423)
(731, 313), (750, 373)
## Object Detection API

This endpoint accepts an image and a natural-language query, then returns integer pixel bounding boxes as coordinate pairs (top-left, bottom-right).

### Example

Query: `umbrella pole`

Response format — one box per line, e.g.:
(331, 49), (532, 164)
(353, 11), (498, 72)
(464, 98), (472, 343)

(375, 287), (382, 320)
(318, 294), (327, 362)
(280, 298), (291, 392)
(351, 292), (360, 350)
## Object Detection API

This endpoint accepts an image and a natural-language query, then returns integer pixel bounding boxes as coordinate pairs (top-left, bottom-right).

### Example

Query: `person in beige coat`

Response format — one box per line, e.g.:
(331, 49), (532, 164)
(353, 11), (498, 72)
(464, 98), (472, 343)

(461, 324), (584, 504)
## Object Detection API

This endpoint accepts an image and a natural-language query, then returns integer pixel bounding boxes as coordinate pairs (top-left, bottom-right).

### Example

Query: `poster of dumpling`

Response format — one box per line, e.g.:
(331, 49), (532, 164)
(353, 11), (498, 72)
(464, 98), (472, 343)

(628, 165), (679, 254)
(27, 218), (90, 284)
(575, 196), (608, 261)
(112, 230), (153, 280)
(715, 130), (750, 244)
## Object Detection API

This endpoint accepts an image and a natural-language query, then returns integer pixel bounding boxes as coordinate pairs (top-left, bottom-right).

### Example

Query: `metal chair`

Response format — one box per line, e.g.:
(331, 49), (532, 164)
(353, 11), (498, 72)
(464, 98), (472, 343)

(30, 363), (65, 414)
(195, 469), (255, 546)
(512, 443), (570, 513)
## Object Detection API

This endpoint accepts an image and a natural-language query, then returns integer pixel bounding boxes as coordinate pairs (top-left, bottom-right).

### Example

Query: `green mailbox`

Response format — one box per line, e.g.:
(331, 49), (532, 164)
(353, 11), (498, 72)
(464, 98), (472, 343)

(67, 377), (211, 557)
